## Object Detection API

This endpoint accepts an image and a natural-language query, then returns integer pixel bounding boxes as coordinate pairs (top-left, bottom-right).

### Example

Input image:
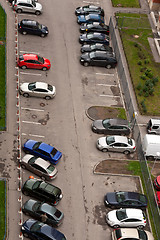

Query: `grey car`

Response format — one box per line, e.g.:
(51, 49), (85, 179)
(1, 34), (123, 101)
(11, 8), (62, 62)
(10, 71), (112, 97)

(20, 154), (58, 181)
(22, 199), (64, 227)
(12, 0), (42, 15)
(92, 118), (131, 135)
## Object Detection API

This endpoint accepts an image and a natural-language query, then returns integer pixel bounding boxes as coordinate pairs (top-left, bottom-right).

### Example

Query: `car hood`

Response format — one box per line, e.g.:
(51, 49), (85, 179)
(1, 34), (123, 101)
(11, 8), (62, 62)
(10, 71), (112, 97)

(105, 192), (117, 205)
(93, 120), (105, 130)
(107, 210), (118, 222)
(81, 45), (91, 52)
(81, 53), (90, 61)
(41, 25), (48, 32)
(35, 3), (42, 11)
(80, 34), (87, 41)
(24, 139), (37, 150)
(22, 219), (36, 231)
(20, 83), (29, 92)
(23, 199), (37, 212)
(97, 137), (107, 147)
(44, 58), (51, 66)
(21, 154), (35, 164)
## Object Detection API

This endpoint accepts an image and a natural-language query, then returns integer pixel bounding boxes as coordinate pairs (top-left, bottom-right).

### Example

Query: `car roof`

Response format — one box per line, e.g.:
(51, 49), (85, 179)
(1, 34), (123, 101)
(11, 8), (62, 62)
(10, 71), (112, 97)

(22, 54), (38, 61)
(22, 19), (38, 26)
(87, 14), (101, 18)
(150, 118), (160, 125)
(40, 224), (65, 239)
(117, 228), (139, 238)
(112, 136), (129, 143)
(17, 0), (32, 3)
(40, 203), (56, 216)
(39, 142), (53, 154)
(39, 181), (60, 194)
(35, 158), (51, 169)
(35, 82), (48, 90)
(109, 118), (129, 126)
(124, 208), (144, 219)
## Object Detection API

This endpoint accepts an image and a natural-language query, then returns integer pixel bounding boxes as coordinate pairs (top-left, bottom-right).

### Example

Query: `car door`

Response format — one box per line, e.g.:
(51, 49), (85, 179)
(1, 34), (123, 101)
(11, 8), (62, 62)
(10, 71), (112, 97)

(31, 88), (48, 98)
(25, 3), (34, 13)
(24, 60), (35, 69)
(91, 55), (105, 66)
(32, 60), (43, 69)
(121, 218), (139, 228)
(108, 142), (123, 152)
(27, 24), (36, 35)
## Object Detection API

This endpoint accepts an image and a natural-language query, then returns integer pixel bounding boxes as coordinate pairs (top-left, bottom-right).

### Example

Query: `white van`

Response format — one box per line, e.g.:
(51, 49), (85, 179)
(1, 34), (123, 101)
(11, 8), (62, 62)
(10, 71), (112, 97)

(147, 119), (160, 134)
(143, 134), (160, 160)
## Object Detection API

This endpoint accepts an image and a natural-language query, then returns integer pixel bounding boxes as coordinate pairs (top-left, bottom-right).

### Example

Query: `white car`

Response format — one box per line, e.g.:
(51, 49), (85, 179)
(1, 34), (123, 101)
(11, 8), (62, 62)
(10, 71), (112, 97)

(96, 135), (136, 154)
(21, 154), (58, 181)
(106, 208), (146, 229)
(19, 82), (56, 100)
(12, 0), (42, 15)
(112, 228), (154, 240)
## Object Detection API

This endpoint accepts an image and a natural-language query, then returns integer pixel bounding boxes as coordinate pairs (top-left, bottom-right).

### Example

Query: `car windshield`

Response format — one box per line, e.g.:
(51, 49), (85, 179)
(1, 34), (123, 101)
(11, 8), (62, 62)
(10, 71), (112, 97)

(30, 221), (43, 232)
(37, 55), (44, 64)
(38, 23), (42, 30)
(89, 52), (95, 58)
(102, 119), (111, 128)
(32, 181), (41, 190)
(115, 192), (126, 203)
(50, 148), (58, 158)
(48, 84), (53, 91)
(106, 136), (115, 145)
(87, 34), (94, 39)
(28, 156), (37, 165)
(138, 229), (147, 240)
(85, 15), (90, 20)
(32, 0), (36, 7)
(116, 209), (127, 220)
(128, 138), (133, 146)
(33, 142), (41, 150)
(139, 194), (147, 204)
(32, 202), (41, 212)
(28, 82), (36, 90)
(87, 24), (93, 28)
(46, 165), (56, 174)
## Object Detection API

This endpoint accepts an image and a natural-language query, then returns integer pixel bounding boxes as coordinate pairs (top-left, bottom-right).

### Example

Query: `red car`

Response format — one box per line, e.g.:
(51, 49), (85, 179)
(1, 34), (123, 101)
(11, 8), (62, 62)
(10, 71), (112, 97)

(154, 175), (160, 190)
(17, 54), (51, 70)
(156, 191), (160, 206)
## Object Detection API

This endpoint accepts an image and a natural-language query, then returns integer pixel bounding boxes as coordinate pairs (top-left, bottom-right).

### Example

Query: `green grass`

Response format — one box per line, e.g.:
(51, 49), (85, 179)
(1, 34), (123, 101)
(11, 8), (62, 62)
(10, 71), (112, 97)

(0, 5), (6, 129)
(0, 180), (6, 240)
(117, 107), (127, 119)
(112, 0), (140, 8)
(116, 13), (160, 115)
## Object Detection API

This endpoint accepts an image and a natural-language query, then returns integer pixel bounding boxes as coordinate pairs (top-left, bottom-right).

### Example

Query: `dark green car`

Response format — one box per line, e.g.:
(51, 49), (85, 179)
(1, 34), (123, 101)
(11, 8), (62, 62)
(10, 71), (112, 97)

(22, 178), (63, 206)
(22, 199), (64, 226)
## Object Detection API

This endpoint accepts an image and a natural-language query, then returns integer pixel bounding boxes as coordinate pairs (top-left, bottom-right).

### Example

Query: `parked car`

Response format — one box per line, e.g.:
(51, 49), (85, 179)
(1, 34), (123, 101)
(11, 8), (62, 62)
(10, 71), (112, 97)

(20, 154), (58, 181)
(21, 219), (66, 240)
(106, 208), (146, 229)
(91, 118), (131, 135)
(81, 43), (113, 54)
(22, 199), (64, 226)
(104, 191), (148, 209)
(17, 54), (51, 71)
(12, 0), (42, 15)
(22, 178), (62, 206)
(154, 175), (160, 190)
(155, 191), (160, 206)
(18, 19), (48, 37)
(19, 82), (56, 100)
(75, 5), (104, 16)
(147, 118), (160, 134)
(96, 135), (136, 154)
(77, 14), (104, 24)
(80, 22), (109, 34)
(23, 139), (62, 165)
(111, 228), (154, 240)
(80, 51), (117, 68)
(79, 33), (109, 45)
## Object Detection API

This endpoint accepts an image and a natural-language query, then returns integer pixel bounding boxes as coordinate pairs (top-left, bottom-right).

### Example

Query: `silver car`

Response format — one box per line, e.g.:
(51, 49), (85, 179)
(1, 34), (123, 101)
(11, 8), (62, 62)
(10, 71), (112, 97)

(12, 0), (42, 15)
(19, 82), (56, 100)
(112, 228), (154, 240)
(96, 135), (136, 154)
(20, 154), (58, 181)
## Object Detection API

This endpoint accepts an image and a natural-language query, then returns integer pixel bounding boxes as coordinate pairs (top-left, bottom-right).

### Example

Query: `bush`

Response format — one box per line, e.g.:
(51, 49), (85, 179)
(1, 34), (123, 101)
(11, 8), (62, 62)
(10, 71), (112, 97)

(141, 100), (147, 113)
(138, 60), (142, 65)
(144, 91), (149, 97)
(143, 85), (148, 92)
(148, 88), (154, 95)
(136, 82), (142, 90)
(152, 77), (159, 85)
(134, 42), (138, 47)
(138, 50), (146, 59)
(144, 59), (150, 64)
(140, 75), (146, 80)
(138, 89), (143, 96)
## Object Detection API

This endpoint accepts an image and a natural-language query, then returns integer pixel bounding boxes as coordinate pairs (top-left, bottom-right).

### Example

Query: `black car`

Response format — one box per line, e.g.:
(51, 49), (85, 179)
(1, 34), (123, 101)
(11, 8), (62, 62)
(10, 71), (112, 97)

(21, 219), (66, 240)
(22, 178), (62, 206)
(81, 43), (114, 54)
(79, 32), (109, 45)
(80, 51), (117, 68)
(22, 199), (64, 227)
(80, 22), (109, 35)
(75, 5), (104, 16)
(18, 19), (48, 37)
(104, 191), (148, 209)
(91, 118), (131, 135)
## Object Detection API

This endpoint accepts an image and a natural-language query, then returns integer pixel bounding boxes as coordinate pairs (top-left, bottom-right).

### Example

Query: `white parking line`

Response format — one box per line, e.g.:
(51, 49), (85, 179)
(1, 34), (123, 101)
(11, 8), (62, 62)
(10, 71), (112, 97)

(96, 73), (114, 76)
(83, 1), (99, 4)
(21, 107), (44, 112)
(97, 83), (116, 86)
(19, 51), (40, 54)
(100, 94), (120, 97)
(22, 132), (45, 138)
(22, 121), (41, 125)
(20, 72), (42, 76)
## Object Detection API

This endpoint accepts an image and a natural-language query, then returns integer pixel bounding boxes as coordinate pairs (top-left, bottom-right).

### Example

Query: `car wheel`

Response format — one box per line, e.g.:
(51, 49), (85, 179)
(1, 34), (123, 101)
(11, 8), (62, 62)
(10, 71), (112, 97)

(23, 93), (29, 98)
(35, 10), (41, 15)
(106, 64), (112, 69)
(42, 67), (47, 71)
(22, 31), (27, 35)
(40, 33), (45, 38)
(137, 225), (144, 230)
(113, 225), (120, 229)
(21, 164), (26, 169)
(102, 148), (108, 152)
(83, 62), (89, 67)
(23, 233), (29, 238)
(17, 9), (22, 13)
(123, 150), (130, 155)
(21, 65), (27, 70)
(23, 191), (29, 196)
(45, 96), (51, 100)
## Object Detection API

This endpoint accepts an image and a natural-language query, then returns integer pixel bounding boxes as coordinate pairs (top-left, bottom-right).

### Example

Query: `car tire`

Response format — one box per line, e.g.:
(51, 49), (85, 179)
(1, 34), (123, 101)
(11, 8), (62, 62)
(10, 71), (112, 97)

(21, 164), (26, 169)
(23, 191), (29, 196)
(40, 33), (46, 38)
(106, 64), (112, 69)
(123, 150), (130, 155)
(21, 65), (27, 70)
(42, 67), (47, 71)
(23, 93), (29, 98)
(102, 148), (108, 152)
(22, 31), (27, 35)
(45, 96), (51, 100)
(83, 62), (89, 67)
(23, 233), (29, 238)
(113, 225), (120, 229)
(17, 9), (22, 13)
(35, 10), (41, 15)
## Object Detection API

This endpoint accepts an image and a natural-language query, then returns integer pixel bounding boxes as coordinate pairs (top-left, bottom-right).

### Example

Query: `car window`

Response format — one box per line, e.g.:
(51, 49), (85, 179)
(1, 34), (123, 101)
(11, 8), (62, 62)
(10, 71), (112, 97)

(28, 156), (37, 165)
(33, 142), (41, 150)
(32, 164), (46, 173)
(25, 60), (35, 63)
(34, 89), (48, 93)
(46, 165), (56, 174)
(106, 136), (115, 145)
(116, 192), (125, 203)
(102, 119), (110, 128)
(37, 56), (44, 64)
(48, 84), (53, 91)
(138, 229), (147, 240)
(34, 60), (41, 64)
(116, 209), (127, 220)
(28, 82), (36, 90)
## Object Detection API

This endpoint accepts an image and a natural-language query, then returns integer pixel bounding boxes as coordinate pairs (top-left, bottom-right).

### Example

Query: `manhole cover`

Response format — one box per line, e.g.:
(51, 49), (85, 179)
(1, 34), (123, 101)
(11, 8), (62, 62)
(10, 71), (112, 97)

(40, 103), (45, 107)
(32, 115), (37, 119)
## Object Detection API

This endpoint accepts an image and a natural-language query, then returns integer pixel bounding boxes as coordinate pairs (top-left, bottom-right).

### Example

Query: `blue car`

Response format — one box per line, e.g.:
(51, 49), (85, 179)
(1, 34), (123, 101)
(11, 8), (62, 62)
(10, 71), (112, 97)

(23, 140), (62, 165)
(77, 14), (104, 24)
(79, 32), (109, 45)
(21, 219), (66, 240)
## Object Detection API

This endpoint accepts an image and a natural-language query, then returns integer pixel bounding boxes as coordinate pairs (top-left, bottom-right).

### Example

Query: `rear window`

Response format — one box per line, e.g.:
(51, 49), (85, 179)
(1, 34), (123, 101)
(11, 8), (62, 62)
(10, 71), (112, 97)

(54, 209), (62, 218)
(51, 148), (58, 158)
(128, 138), (133, 146)
(115, 229), (122, 239)
(138, 229), (147, 240)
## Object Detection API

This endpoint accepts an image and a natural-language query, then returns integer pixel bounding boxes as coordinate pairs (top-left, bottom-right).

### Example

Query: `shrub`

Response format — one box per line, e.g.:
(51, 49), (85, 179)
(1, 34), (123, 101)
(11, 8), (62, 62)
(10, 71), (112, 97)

(149, 88), (154, 95)
(137, 82), (142, 90)
(144, 91), (149, 97)
(140, 75), (146, 80)
(138, 51), (146, 59)
(138, 60), (142, 65)
(152, 77), (159, 85)
(134, 42), (138, 47)
(144, 59), (150, 64)
(138, 89), (143, 96)
(141, 100), (147, 113)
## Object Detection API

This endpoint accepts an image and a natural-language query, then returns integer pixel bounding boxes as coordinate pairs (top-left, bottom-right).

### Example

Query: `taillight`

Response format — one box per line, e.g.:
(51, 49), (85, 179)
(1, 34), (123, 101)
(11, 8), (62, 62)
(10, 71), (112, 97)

(14, 4), (17, 6)
(144, 220), (146, 223)
(133, 146), (135, 149)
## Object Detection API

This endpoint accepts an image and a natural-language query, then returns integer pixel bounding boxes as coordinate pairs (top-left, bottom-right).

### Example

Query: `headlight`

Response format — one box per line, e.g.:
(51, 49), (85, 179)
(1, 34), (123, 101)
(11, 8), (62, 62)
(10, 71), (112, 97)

(21, 226), (25, 230)
(81, 59), (84, 62)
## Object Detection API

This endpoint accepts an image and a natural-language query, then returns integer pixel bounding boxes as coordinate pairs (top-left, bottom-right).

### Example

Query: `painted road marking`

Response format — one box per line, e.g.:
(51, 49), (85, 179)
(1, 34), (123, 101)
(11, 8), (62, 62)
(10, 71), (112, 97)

(20, 72), (42, 76)
(100, 94), (120, 97)
(21, 107), (44, 112)
(97, 83), (116, 86)
(22, 121), (41, 125)
(22, 132), (45, 138)
(19, 50), (40, 54)
(96, 73), (114, 76)
(83, 1), (99, 4)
